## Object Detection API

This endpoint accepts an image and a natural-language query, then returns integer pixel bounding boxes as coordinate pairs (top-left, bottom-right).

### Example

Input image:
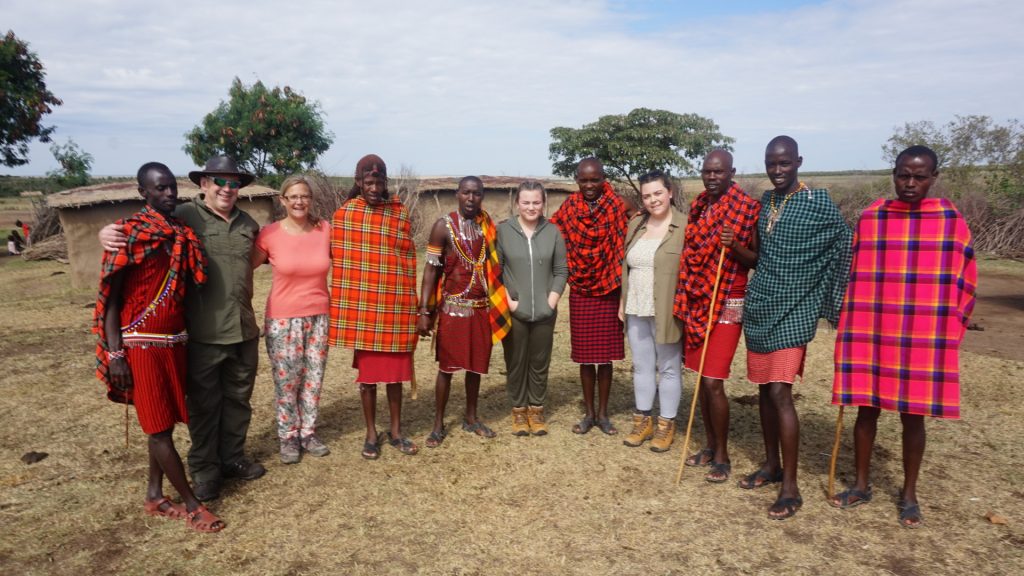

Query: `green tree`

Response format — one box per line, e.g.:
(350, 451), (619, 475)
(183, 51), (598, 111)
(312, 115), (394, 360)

(883, 115), (1024, 189)
(549, 108), (734, 193)
(0, 31), (63, 167)
(46, 138), (92, 188)
(183, 78), (333, 181)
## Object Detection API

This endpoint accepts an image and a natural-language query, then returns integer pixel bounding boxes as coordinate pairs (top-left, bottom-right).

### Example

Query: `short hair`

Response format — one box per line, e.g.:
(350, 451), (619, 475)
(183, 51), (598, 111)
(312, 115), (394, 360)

(136, 162), (171, 186)
(766, 135), (799, 156)
(459, 175), (483, 189)
(895, 145), (939, 172)
(279, 173), (321, 226)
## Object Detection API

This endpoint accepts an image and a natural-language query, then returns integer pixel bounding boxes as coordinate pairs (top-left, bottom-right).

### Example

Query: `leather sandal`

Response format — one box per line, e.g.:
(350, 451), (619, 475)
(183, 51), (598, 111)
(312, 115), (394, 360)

(144, 496), (186, 520)
(186, 505), (225, 533)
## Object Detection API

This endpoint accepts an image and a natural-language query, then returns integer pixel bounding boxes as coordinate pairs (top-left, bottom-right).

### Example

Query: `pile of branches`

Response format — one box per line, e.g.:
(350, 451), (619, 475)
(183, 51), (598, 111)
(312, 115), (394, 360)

(22, 233), (67, 263)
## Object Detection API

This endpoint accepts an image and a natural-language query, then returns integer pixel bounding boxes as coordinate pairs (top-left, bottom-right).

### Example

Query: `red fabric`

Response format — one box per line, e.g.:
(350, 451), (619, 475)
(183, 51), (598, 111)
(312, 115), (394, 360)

(568, 290), (624, 364)
(352, 350), (414, 384)
(747, 346), (806, 385)
(676, 184), (760, 350)
(684, 322), (742, 380)
(93, 207), (206, 402)
(437, 308), (493, 374)
(479, 212), (511, 343)
(550, 183), (630, 297)
(127, 345), (188, 434)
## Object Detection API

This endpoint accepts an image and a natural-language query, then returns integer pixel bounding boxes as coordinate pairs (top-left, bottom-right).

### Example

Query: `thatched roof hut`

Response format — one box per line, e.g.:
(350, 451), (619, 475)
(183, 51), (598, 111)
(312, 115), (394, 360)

(47, 180), (278, 289)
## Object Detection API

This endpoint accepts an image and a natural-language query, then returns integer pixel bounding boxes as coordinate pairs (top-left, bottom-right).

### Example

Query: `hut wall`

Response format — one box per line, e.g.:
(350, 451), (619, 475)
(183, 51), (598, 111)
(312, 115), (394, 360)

(63, 197), (276, 289)
(415, 189), (571, 230)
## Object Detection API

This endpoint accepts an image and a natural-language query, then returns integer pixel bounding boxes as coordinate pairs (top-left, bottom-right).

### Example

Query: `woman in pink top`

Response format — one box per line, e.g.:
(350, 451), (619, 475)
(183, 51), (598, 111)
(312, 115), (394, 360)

(252, 174), (331, 464)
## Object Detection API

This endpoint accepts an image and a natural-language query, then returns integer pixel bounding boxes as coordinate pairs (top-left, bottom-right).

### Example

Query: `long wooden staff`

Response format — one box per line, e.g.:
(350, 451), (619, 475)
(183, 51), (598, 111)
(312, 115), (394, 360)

(827, 405), (845, 496)
(676, 246), (727, 484)
(124, 400), (129, 448)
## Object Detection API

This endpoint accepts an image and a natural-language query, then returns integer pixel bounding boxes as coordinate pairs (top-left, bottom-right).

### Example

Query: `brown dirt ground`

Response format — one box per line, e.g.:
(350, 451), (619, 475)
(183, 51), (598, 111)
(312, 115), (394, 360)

(0, 254), (1022, 575)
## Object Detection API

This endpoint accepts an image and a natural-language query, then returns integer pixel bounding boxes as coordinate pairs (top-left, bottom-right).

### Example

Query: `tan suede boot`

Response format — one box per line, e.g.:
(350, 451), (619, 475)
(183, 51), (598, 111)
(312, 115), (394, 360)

(649, 417), (676, 453)
(622, 413), (654, 447)
(511, 407), (530, 436)
(527, 405), (548, 436)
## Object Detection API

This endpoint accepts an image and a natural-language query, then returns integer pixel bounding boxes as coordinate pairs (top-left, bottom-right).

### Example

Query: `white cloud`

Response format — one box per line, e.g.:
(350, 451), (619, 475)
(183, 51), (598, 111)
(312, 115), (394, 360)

(3, 0), (1022, 176)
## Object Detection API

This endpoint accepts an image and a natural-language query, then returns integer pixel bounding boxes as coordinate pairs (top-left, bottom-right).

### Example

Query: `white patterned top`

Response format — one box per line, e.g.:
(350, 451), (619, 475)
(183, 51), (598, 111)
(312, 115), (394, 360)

(624, 238), (659, 316)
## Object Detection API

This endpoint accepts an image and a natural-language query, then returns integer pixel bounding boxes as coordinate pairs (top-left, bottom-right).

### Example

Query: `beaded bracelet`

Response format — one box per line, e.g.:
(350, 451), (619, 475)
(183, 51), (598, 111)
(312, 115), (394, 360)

(108, 349), (126, 361)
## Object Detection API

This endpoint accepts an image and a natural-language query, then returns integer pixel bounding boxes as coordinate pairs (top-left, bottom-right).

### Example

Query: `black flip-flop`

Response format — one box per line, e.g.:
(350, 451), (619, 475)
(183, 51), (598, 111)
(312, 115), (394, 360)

(572, 416), (594, 435)
(686, 447), (715, 467)
(898, 500), (924, 528)
(830, 487), (873, 509)
(596, 418), (618, 435)
(768, 496), (803, 521)
(738, 468), (784, 490)
(705, 461), (732, 484)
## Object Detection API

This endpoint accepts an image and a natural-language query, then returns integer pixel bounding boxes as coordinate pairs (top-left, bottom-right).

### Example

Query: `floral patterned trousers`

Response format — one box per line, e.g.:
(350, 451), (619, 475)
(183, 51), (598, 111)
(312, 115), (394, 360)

(264, 314), (329, 441)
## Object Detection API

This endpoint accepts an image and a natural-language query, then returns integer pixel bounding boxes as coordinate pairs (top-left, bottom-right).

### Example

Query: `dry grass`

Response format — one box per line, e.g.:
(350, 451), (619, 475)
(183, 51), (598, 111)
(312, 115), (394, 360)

(1, 257), (1023, 575)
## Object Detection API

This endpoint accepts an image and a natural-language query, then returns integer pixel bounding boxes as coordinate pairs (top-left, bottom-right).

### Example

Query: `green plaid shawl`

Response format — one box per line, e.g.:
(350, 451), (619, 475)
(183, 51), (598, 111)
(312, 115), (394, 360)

(744, 188), (853, 353)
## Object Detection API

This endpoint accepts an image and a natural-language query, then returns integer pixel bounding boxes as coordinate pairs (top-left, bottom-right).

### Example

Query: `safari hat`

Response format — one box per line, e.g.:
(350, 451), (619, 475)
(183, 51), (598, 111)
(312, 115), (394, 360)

(188, 156), (255, 187)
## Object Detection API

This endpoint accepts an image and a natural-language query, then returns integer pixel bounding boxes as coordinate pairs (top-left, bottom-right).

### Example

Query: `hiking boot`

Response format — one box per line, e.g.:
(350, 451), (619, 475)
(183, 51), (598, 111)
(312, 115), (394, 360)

(302, 434), (330, 457)
(222, 458), (266, 481)
(511, 407), (530, 436)
(280, 438), (301, 465)
(192, 478), (222, 502)
(527, 405), (548, 436)
(650, 417), (676, 453)
(623, 413), (653, 447)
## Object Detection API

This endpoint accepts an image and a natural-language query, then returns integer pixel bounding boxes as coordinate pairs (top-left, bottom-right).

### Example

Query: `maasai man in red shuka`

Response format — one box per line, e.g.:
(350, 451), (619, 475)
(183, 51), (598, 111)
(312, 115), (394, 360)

(830, 146), (977, 529)
(330, 154), (421, 460)
(675, 150), (760, 484)
(93, 162), (223, 533)
(549, 157), (634, 436)
(418, 175), (511, 447)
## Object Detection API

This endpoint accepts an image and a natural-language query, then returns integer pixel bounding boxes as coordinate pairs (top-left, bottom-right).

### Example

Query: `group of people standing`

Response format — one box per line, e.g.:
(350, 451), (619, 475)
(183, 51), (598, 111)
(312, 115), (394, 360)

(93, 134), (976, 532)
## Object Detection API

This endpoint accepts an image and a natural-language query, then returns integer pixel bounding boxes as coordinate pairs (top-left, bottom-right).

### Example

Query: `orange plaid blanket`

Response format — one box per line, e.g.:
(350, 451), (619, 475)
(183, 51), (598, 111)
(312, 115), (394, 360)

(328, 196), (418, 352)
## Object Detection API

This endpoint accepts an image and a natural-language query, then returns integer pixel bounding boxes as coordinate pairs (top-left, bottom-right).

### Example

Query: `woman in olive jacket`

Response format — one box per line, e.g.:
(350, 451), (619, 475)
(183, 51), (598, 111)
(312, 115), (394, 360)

(497, 181), (569, 436)
(619, 170), (687, 452)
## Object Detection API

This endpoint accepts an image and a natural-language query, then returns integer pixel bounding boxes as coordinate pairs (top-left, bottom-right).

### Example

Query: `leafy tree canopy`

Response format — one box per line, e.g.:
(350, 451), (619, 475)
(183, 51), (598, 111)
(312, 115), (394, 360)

(0, 31), (63, 168)
(184, 78), (333, 181)
(46, 138), (92, 188)
(549, 108), (734, 193)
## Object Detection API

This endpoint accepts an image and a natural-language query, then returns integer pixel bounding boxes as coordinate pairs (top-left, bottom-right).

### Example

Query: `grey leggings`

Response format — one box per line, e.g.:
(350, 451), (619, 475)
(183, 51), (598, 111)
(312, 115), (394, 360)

(626, 315), (682, 419)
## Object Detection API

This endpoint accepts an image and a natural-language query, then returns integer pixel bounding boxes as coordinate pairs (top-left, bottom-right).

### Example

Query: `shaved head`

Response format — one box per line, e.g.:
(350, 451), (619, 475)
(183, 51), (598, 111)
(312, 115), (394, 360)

(575, 157), (604, 178)
(766, 135), (799, 156)
(705, 149), (734, 170)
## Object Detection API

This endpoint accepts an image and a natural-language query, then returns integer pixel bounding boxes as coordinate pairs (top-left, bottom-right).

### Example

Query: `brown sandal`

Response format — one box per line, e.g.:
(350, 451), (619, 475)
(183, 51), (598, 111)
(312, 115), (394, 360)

(186, 505), (226, 533)
(144, 496), (186, 520)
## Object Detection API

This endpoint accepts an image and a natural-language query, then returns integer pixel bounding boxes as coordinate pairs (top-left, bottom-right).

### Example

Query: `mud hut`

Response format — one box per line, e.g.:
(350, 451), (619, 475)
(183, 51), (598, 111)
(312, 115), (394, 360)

(47, 180), (278, 289)
(415, 176), (577, 228)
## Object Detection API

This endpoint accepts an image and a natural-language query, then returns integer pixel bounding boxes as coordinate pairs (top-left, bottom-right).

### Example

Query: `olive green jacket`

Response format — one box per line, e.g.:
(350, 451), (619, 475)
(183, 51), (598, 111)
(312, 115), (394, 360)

(497, 216), (568, 323)
(620, 208), (687, 344)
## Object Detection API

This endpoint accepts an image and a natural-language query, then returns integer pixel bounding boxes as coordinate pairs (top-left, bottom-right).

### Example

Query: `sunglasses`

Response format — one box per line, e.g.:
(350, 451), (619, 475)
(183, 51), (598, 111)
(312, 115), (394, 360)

(210, 176), (242, 190)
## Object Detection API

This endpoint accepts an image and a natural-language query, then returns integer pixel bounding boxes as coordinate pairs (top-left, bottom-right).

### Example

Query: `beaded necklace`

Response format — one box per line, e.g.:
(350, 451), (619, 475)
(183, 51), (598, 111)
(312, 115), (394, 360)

(766, 181), (808, 235)
(444, 214), (487, 298)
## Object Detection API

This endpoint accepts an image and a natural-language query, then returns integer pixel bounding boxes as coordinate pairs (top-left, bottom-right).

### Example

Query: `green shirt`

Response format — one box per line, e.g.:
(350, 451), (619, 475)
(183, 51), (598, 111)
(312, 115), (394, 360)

(174, 198), (260, 345)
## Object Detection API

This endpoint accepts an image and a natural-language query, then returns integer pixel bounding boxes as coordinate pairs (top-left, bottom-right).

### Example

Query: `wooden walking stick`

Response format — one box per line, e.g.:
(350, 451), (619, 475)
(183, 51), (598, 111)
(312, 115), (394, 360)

(125, 400), (129, 449)
(827, 405), (845, 497)
(676, 246), (727, 484)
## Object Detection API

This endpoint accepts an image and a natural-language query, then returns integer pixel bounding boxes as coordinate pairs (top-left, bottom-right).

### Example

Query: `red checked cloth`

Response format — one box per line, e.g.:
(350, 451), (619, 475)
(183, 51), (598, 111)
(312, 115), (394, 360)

(549, 182), (630, 297)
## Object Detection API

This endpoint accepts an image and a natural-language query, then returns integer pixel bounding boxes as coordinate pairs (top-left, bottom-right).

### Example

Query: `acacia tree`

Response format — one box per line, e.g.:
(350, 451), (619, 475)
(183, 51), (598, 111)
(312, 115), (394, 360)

(549, 108), (733, 194)
(46, 138), (92, 188)
(0, 31), (63, 167)
(184, 78), (333, 181)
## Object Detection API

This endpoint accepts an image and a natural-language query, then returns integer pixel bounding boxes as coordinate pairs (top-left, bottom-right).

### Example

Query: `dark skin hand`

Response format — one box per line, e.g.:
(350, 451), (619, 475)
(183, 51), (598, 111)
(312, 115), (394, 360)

(104, 270), (131, 392)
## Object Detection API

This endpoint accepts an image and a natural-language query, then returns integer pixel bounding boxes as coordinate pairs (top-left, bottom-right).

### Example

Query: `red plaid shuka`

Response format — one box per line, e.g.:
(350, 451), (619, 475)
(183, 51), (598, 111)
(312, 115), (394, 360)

(329, 196), (418, 352)
(675, 184), (760, 350)
(93, 207), (207, 398)
(549, 182), (629, 296)
(833, 198), (977, 418)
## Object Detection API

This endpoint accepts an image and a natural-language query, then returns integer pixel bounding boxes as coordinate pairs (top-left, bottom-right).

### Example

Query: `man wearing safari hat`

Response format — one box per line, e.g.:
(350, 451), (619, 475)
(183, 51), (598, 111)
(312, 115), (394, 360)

(100, 156), (265, 501)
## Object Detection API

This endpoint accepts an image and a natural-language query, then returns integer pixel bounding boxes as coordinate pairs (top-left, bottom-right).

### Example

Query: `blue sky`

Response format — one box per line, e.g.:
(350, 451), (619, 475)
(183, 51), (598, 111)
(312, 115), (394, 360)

(3, 0), (1021, 178)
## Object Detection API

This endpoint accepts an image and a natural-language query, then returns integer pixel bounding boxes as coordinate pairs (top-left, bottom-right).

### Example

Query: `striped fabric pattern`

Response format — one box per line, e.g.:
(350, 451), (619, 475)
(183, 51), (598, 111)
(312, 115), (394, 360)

(833, 197), (977, 419)
(328, 196), (418, 352)
(744, 188), (853, 353)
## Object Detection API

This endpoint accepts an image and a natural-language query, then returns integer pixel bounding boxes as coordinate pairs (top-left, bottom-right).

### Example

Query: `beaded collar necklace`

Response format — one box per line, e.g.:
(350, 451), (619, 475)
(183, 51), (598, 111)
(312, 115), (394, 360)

(766, 181), (808, 235)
